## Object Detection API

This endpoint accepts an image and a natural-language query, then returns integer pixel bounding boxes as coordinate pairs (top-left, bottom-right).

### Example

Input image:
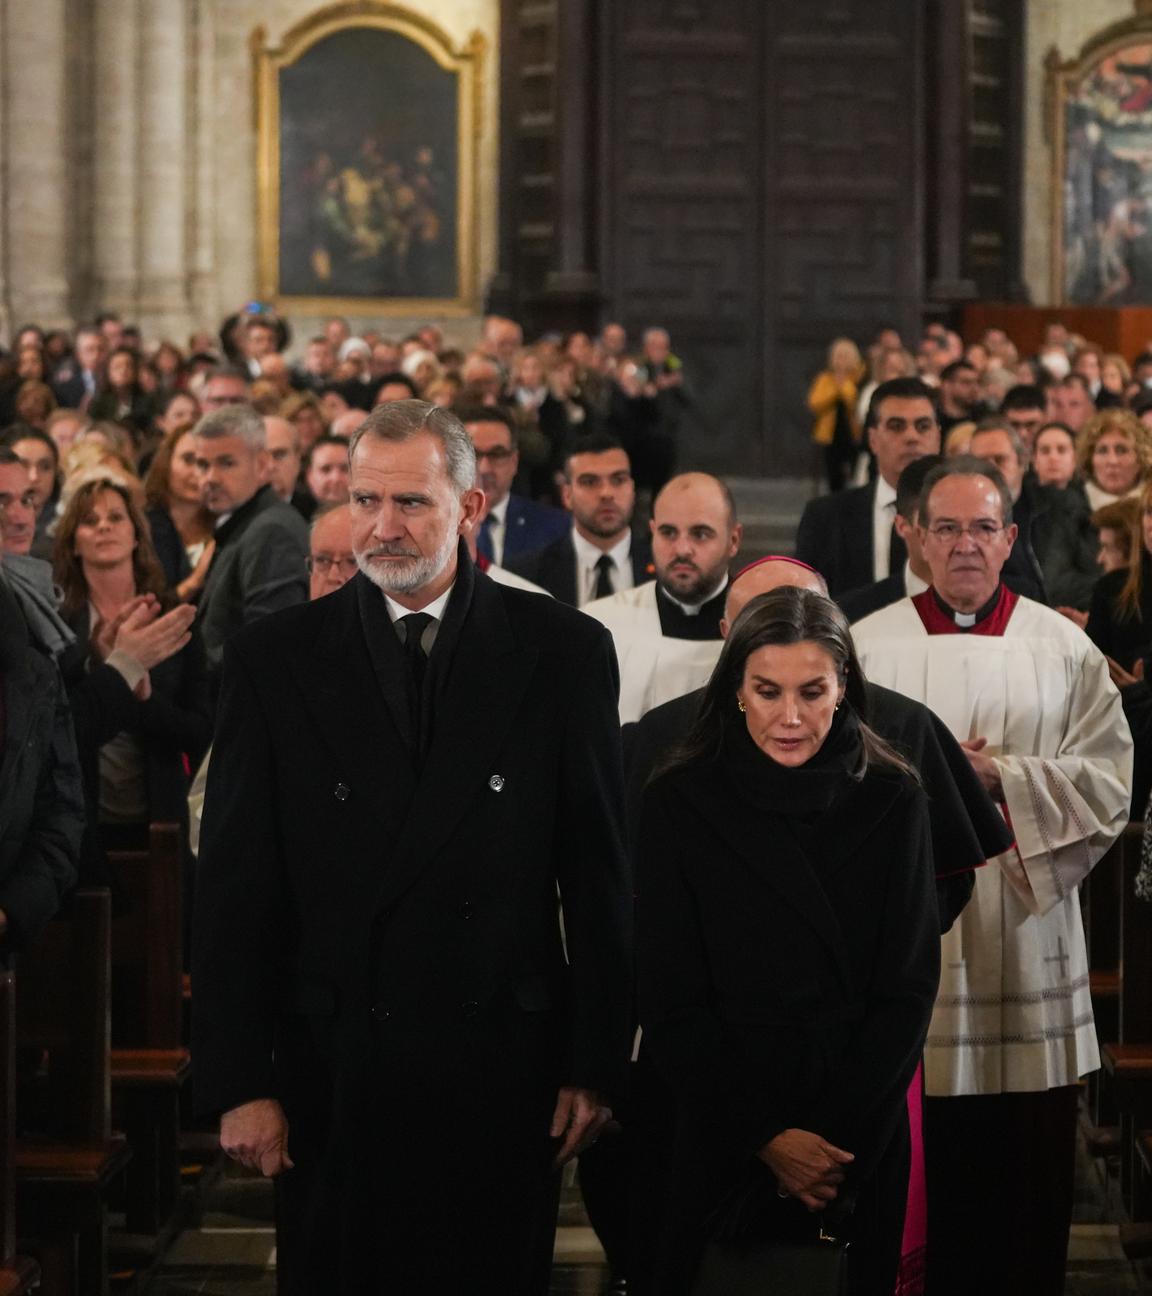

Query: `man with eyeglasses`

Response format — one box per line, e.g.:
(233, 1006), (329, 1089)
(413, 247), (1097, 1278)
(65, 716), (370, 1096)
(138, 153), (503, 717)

(457, 405), (568, 567)
(853, 457), (1131, 1296)
(306, 504), (358, 600)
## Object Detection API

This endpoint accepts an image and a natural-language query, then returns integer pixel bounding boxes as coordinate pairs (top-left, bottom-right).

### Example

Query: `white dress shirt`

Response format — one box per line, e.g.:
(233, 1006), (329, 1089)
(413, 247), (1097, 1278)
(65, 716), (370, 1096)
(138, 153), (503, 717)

(572, 529), (636, 608)
(871, 477), (898, 582)
(384, 586), (453, 653)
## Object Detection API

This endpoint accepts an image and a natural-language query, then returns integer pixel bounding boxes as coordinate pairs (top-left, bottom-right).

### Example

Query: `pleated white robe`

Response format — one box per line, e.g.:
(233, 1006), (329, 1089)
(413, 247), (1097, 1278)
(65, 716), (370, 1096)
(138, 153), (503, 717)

(854, 594), (1132, 1097)
(583, 581), (723, 723)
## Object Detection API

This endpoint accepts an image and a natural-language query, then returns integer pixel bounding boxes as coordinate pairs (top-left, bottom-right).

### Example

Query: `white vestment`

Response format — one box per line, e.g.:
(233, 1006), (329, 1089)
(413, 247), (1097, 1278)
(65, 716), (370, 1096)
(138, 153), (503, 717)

(487, 564), (551, 597)
(583, 581), (722, 723)
(854, 595), (1132, 1097)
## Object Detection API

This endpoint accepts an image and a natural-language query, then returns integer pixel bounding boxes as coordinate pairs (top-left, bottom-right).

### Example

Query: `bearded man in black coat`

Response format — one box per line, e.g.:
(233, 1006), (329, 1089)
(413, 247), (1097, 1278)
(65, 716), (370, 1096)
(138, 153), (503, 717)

(192, 401), (632, 1295)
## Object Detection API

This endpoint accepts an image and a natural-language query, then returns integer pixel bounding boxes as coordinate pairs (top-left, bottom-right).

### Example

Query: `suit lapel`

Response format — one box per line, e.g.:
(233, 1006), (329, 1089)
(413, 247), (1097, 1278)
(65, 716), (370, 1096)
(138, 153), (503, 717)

(373, 576), (537, 915)
(300, 579), (417, 834)
(547, 535), (578, 606)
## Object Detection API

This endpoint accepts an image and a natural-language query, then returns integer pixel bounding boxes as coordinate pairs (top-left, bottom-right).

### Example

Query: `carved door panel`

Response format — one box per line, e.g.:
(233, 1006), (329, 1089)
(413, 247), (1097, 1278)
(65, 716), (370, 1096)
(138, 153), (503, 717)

(599, 0), (926, 476)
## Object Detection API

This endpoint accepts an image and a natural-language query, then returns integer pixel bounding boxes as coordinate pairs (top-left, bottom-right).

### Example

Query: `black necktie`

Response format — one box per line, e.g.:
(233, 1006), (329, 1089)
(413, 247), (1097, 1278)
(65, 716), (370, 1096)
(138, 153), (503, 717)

(399, 613), (433, 737)
(593, 554), (615, 601)
(477, 514), (495, 563)
(888, 513), (907, 576)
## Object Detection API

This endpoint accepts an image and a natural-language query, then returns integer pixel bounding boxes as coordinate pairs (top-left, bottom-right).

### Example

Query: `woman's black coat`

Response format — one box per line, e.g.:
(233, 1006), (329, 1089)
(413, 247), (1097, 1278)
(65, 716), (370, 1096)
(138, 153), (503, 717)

(58, 607), (213, 880)
(1086, 553), (1152, 671)
(636, 748), (939, 1292)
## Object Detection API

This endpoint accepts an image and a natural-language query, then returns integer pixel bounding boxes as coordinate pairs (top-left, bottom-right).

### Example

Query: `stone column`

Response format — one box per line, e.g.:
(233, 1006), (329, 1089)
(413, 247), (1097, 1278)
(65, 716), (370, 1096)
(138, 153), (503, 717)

(138, 0), (192, 339)
(4, 0), (73, 327)
(91, 0), (141, 317)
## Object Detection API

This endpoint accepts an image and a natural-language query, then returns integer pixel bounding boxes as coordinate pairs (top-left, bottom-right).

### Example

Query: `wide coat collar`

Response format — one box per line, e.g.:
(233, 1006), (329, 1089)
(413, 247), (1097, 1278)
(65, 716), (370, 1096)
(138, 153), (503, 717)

(0, 577), (44, 791)
(671, 757), (907, 993)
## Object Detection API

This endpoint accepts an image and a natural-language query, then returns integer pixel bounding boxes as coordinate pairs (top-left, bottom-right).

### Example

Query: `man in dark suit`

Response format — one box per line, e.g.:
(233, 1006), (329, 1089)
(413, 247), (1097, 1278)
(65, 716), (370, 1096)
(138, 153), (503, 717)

(968, 418), (1048, 603)
(50, 326), (105, 410)
(839, 456), (941, 623)
(193, 404), (309, 674)
(193, 400), (631, 1295)
(794, 377), (940, 596)
(508, 433), (652, 607)
(0, 569), (82, 952)
(458, 405), (569, 567)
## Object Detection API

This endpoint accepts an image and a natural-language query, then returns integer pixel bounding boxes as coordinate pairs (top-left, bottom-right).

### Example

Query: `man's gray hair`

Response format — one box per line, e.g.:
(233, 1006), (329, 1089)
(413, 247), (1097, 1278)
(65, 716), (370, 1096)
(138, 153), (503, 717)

(919, 455), (1014, 526)
(972, 415), (1029, 468)
(194, 403), (266, 451)
(348, 398), (476, 494)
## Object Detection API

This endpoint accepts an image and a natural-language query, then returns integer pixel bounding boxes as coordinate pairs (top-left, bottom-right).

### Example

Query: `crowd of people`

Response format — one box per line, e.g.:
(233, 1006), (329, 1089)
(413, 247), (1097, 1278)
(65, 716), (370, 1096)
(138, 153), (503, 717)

(0, 303), (1144, 1296)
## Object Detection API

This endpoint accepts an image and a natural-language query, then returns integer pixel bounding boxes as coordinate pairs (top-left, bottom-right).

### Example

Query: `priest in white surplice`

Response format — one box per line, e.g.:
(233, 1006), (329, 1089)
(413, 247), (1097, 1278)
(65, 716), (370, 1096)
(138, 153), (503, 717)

(854, 456), (1132, 1296)
(583, 473), (742, 723)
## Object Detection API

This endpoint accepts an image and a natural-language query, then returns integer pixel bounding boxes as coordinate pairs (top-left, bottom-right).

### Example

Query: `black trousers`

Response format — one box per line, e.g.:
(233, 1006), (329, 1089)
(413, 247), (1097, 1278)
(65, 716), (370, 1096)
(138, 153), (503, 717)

(923, 1085), (1079, 1296)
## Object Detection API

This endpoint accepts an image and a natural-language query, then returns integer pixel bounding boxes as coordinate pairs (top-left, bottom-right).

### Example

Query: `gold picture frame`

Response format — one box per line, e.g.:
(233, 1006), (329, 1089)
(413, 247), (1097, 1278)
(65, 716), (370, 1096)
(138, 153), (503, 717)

(252, 2), (485, 317)
(1047, 3), (1152, 304)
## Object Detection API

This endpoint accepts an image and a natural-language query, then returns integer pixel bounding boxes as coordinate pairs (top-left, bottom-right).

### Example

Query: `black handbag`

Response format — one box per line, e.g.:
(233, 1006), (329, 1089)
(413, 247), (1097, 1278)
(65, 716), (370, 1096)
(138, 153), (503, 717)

(689, 1163), (851, 1296)
(689, 1230), (849, 1296)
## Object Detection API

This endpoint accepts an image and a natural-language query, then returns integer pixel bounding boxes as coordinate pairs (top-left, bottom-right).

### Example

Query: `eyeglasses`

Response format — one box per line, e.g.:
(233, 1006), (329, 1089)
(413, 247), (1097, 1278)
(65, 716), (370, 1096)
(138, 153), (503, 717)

(474, 447), (514, 462)
(306, 554), (360, 576)
(925, 521), (1006, 544)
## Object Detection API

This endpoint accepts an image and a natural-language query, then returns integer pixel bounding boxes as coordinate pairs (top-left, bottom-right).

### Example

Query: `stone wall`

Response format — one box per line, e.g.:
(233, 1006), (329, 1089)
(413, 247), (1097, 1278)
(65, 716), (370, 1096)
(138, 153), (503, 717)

(1022, 0), (1131, 304)
(0, 0), (499, 351)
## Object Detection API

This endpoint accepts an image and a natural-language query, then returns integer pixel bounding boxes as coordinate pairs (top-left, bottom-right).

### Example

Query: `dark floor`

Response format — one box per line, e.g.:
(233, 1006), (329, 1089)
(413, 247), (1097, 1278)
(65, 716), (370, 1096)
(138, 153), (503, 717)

(130, 1116), (1151, 1295)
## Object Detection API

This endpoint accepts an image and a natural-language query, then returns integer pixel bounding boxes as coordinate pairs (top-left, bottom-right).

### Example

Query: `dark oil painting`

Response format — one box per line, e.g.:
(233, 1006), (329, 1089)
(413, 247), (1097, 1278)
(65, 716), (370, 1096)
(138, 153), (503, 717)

(1064, 42), (1152, 305)
(279, 27), (458, 299)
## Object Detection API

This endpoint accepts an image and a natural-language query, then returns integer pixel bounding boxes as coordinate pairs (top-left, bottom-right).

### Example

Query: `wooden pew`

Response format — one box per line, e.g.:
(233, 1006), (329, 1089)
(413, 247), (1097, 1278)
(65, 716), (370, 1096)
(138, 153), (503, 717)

(14, 888), (131, 1296)
(0, 974), (38, 1296)
(106, 824), (191, 1235)
(1094, 824), (1152, 1224)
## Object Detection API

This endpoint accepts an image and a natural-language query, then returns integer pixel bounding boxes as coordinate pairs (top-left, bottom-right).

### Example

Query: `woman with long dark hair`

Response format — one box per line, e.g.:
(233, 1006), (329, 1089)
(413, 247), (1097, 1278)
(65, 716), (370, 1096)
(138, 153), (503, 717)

(52, 476), (210, 878)
(637, 587), (939, 1295)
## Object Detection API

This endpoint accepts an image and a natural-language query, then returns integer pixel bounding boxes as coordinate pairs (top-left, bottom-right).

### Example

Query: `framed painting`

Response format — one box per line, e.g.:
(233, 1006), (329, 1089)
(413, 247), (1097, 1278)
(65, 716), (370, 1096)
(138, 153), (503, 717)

(253, 3), (485, 316)
(1048, 5), (1152, 304)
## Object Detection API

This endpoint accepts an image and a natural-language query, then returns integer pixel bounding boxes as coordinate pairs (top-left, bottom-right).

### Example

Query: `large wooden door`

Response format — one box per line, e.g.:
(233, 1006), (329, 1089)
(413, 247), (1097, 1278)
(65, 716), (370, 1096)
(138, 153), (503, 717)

(597, 0), (927, 477)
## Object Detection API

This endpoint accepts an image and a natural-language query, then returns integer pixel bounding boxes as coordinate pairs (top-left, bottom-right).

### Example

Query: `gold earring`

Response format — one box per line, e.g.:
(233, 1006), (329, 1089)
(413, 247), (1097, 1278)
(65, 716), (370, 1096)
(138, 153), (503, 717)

(737, 698), (746, 713)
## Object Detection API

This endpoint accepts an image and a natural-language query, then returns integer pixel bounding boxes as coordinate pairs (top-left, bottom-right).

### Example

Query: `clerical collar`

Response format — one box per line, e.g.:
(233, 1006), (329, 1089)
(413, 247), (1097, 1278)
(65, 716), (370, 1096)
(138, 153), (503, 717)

(912, 582), (1020, 638)
(930, 584), (1001, 628)
(658, 574), (729, 618)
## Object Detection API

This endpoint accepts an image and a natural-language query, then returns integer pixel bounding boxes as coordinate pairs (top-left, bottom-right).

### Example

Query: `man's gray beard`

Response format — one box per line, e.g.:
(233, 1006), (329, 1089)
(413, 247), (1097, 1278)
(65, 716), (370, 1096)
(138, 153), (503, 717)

(355, 529), (458, 595)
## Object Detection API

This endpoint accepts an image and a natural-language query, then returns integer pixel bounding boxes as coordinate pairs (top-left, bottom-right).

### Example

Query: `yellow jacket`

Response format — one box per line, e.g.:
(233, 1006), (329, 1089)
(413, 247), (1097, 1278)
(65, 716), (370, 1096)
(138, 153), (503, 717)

(807, 368), (864, 446)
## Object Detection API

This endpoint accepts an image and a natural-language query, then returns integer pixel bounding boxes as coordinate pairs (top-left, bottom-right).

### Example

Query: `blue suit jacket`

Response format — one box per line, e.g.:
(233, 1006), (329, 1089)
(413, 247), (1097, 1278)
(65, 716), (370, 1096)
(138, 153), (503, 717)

(492, 494), (570, 566)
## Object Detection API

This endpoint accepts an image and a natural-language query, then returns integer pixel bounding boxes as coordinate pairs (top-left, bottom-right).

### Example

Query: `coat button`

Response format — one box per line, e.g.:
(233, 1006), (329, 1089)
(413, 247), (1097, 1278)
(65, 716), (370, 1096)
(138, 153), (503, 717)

(460, 1000), (479, 1018)
(460, 901), (474, 919)
(371, 1003), (391, 1022)
(334, 783), (350, 801)
(488, 774), (505, 792)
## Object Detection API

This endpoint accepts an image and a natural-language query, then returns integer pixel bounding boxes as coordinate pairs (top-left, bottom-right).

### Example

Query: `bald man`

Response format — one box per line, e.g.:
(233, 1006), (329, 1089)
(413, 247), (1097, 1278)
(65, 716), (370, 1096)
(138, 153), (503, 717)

(583, 473), (742, 722)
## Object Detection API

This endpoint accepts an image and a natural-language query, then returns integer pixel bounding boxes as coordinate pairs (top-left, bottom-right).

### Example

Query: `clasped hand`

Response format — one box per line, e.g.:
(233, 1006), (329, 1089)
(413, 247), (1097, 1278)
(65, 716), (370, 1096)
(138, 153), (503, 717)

(220, 1085), (611, 1179)
(757, 1128), (854, 1212)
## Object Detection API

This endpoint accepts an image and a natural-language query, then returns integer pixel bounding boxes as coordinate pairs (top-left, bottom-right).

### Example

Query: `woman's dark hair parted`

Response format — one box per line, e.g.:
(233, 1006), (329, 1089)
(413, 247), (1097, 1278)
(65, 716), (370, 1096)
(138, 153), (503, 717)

(663, 586), (918, 781)
(52, 475), (170, 619)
